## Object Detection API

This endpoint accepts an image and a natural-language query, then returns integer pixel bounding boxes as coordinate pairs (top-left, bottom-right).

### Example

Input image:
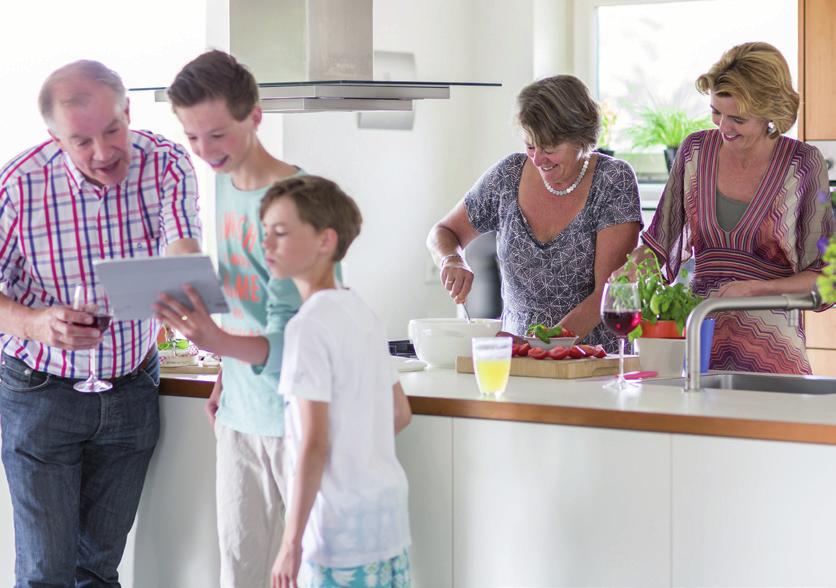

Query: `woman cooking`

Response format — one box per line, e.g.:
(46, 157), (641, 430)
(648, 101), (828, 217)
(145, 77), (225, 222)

(617, 42), (833, 374)
(427, 75), (642, 352)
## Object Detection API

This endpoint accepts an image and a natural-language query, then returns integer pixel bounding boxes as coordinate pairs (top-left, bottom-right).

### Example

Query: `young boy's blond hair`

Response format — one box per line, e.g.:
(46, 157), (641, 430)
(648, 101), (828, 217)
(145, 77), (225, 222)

(260, 176), (363, 262)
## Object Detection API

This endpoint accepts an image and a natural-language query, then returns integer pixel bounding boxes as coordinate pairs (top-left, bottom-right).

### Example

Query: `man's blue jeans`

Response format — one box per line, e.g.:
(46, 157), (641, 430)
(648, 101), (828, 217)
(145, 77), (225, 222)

(0, 352), (160, 588)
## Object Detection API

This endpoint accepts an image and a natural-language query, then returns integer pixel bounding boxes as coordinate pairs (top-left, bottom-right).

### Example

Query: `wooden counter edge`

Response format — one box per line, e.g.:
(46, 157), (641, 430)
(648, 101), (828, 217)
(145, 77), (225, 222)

(160, 376), (836, 446)
(160, 376), (214, 399)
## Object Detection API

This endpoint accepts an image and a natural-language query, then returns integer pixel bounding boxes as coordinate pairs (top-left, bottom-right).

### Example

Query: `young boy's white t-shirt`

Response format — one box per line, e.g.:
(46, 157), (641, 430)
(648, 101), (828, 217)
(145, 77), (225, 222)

(278, 288), (411, 568)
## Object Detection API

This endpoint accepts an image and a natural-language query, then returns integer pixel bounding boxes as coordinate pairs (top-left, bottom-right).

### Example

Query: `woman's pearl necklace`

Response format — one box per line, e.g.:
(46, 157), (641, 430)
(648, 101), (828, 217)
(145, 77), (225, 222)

(542, 157), (590, 196)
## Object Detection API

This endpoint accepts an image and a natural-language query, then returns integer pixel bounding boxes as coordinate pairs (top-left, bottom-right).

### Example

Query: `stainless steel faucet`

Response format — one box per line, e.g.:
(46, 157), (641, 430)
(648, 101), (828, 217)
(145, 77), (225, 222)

(684, 290), (822, 392)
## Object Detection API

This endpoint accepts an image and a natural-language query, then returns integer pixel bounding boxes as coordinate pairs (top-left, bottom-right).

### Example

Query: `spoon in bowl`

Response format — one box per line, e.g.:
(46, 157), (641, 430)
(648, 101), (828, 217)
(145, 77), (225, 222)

(460, 302), (472, 323)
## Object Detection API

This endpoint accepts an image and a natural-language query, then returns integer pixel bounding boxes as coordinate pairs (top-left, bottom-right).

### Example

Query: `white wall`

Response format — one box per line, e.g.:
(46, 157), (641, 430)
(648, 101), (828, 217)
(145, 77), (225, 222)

(279, 0), (539, 339)
(533, 0), (575, 79)
(470, 0), (537, 178)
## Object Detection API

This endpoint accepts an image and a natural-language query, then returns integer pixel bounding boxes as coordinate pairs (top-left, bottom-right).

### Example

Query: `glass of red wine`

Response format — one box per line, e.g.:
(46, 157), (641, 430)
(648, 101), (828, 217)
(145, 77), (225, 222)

(73, 284), (113, 393)
(600, 281), (641, 390)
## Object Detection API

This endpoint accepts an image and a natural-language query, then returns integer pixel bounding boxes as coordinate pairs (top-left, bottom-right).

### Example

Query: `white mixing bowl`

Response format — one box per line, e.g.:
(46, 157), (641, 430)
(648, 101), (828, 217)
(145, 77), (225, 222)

(408, 318), (503, 368)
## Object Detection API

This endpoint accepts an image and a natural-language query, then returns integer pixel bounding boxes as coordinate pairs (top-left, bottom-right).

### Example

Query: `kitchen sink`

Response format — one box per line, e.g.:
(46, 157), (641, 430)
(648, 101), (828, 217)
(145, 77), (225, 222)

(644, 372), (836, 395)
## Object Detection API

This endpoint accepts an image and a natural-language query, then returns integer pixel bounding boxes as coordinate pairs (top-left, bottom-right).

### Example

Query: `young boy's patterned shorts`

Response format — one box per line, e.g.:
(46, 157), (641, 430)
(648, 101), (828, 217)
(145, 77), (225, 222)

(305, 548), (411, 588)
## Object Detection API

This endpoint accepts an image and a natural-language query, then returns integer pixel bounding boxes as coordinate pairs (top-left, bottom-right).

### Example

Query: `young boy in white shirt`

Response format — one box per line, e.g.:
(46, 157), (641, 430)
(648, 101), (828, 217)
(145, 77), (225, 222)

(259, 176), (413, 588)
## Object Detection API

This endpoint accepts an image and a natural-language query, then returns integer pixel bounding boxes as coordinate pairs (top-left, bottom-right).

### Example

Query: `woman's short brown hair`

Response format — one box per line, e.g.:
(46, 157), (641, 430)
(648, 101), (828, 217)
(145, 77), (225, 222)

(167, 50), (259, 121)
(260, 176), (363, 262)
(517, 75), (600, 154)
(695, 42), (799, 138)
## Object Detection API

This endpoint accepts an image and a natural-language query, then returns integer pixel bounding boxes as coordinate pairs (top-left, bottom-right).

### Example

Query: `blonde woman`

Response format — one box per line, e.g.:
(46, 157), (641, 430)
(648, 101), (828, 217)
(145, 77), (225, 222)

(620, 42), (833, 374)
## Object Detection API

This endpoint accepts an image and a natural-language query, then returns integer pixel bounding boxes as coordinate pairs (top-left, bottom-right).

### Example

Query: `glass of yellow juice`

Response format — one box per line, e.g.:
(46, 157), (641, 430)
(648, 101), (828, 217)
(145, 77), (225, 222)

(472, 337), (512, 397)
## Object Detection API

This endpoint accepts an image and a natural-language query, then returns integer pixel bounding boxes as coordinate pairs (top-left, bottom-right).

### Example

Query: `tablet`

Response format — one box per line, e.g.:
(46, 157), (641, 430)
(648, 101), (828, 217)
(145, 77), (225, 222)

(93, 255), (230, 321)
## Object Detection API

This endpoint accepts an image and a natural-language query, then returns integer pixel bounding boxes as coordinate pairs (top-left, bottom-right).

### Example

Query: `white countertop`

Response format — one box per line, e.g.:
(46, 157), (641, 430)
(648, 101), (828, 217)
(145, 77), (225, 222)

(159, 367), (836, 443)
(400, 367), (836, 429)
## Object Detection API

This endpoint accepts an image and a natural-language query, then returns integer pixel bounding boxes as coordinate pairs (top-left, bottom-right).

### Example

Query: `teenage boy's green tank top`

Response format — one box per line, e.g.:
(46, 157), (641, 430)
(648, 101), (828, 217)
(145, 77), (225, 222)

(213, 172), (303, 436)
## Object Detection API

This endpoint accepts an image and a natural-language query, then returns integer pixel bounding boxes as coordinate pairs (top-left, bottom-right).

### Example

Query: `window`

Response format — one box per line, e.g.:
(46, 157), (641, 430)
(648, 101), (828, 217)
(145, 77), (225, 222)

(0, 1), (213, 252)
(593, 0), (797, 182)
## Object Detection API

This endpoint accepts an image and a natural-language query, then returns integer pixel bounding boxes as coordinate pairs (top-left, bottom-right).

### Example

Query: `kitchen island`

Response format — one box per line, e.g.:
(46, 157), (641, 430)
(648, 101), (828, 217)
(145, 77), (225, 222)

(149, 369), (836, 587)
(3, 371), (831, 587)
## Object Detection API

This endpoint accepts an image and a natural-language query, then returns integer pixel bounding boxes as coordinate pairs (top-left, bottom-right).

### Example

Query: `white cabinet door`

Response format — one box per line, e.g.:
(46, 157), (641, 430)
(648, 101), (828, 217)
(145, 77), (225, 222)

(396, 415), (454, 588)
(0, 396), (220, 588)
(0, 449), (12, 587)
(673, 434), (836, 585)
(128, 396), (220, 588)
(452, 419), (672, 588)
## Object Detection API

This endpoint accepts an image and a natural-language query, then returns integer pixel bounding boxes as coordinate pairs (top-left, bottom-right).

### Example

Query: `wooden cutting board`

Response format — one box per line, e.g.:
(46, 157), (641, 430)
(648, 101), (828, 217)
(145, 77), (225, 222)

(160, 364), (220, 375)
(456, 355), (640, 379)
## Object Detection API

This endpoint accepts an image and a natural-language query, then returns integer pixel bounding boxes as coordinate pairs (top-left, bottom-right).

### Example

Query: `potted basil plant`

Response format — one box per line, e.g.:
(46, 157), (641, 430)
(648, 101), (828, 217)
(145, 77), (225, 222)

(615, 255), (703, 376)
(625, 255), (703, 341)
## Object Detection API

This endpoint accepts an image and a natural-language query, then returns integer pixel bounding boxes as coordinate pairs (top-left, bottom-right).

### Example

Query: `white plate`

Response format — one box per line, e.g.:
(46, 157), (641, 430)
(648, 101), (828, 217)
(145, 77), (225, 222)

(391, 356), (428, 372)
(523, 336), (578, 350)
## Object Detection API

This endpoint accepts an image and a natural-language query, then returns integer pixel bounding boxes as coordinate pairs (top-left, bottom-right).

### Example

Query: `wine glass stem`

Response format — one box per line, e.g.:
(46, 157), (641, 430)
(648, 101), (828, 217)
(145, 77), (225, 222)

(89, 346), (97, 382)
(618, 337), (626, 383)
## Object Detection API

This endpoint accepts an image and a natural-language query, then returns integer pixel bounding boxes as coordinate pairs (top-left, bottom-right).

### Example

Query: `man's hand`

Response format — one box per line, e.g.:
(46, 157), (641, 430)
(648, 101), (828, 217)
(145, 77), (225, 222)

(440, 257), (474, 304)
(271, 540), (302, 588)
(26, 306), (104, 350)
(154, 285), (226, 353)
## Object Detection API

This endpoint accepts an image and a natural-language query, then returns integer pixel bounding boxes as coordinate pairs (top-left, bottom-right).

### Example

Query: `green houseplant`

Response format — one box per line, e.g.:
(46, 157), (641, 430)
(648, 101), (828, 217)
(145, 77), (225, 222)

(596, 101), (617, 156)
(626, 106), (712, 171)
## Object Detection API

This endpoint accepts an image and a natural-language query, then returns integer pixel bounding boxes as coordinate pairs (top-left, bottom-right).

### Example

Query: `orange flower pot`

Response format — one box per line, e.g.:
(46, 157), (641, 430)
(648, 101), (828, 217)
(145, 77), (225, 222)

(640, 319), (684, 339)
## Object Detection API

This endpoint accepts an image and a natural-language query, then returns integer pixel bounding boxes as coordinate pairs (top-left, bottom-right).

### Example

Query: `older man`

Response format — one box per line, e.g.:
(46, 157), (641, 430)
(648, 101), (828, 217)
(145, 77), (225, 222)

(0, 60), (201, 586)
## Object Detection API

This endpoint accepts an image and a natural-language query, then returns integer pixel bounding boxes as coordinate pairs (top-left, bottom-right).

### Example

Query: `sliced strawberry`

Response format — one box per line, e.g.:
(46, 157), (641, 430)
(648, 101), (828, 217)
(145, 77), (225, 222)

(567, 345), (586, 359)
(527, 347), (548, 360)
(548, 346), (570, 360)
(591, 345), (607, 358)
(578, 345), (607, 357)
(517, 343), (530, 357)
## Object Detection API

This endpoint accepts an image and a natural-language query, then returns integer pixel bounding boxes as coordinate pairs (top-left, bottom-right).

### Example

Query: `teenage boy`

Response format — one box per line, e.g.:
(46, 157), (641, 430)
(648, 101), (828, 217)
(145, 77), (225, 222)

(258, 176), (413, 588)
(159, 50), (302, 587)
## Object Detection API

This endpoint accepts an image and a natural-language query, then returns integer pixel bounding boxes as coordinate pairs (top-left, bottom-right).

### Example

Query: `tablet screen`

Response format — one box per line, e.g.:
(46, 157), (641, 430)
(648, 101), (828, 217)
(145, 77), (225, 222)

(94, 255), (230, 321)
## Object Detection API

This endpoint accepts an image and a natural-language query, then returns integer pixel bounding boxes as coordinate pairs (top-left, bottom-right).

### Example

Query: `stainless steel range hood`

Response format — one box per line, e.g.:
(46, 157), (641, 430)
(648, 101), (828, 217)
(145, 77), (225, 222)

(131, 0), (499, 113)
(139, 79), (498, 114)
(254, 81), (450, 113)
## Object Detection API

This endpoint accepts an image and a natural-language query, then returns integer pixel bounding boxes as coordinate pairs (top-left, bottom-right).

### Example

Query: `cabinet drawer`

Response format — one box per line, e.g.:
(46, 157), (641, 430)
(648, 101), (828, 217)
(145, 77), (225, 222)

(809, 349), (836, 377)
(804, 309), (836, 349)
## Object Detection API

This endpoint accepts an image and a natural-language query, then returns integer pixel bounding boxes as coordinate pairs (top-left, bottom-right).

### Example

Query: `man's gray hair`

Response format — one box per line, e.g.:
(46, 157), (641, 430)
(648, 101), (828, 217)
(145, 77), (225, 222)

(39, 60), (127, 128)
